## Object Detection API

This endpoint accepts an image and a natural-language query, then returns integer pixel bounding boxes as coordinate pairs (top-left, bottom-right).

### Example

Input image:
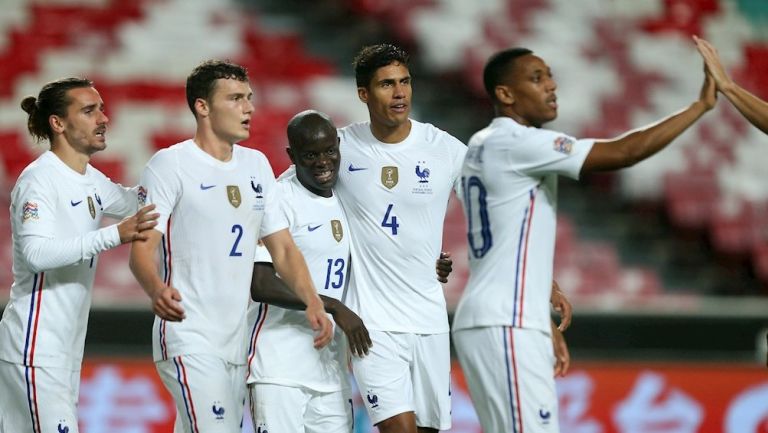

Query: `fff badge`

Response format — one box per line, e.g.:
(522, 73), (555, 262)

(381, 166), (399, 189)
(331, 219), (343, 243)
(227, 185), (241, 208)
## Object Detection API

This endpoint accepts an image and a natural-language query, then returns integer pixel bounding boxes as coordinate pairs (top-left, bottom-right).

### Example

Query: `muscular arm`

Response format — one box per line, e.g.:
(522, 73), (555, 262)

(720, 82), (768, 135)
(695, 36), (768, 134)
(261, 229), (333, 348)
(251, 262), (371, 355)
(581, 71), (716, 175)
(129, 229), (185, 321)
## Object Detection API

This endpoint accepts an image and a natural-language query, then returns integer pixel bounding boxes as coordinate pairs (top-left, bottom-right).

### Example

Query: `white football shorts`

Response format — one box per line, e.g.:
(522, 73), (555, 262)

(248, 383), (352, 433)
(0, 359), (79, 433)
(453, 326), (559, 433)
(351, 330), (451, 430)
(155, 354), (246, 433)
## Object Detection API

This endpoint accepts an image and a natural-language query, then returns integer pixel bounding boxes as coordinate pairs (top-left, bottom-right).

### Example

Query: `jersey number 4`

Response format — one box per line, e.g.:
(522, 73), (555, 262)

(461, 176), (492, 258)
(381, 203), (399, 235)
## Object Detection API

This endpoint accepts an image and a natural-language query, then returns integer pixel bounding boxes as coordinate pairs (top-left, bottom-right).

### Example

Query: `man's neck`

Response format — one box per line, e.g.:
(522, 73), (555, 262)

(370, 119), (412, 144)
(51, 142), (90, 174)
(193, 128), (234, 162)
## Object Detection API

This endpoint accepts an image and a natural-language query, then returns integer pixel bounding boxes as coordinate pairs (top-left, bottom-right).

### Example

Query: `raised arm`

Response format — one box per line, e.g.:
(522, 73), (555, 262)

(581, 67), (716, 175)
(694, 36), (768, 134)
(130, 229), (185, 322)
(261, 229), (333, 348)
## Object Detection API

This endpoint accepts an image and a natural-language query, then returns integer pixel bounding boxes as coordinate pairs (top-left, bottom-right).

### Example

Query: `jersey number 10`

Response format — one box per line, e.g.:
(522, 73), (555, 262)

(461, 176), (492, 258)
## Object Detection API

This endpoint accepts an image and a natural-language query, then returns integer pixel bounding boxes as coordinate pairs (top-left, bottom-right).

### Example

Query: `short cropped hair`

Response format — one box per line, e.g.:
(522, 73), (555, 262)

(20, 77), (94, 143)
(483, 48), (534, 102)
(353, 44), (410, 88)
(186, 60), (249, 115)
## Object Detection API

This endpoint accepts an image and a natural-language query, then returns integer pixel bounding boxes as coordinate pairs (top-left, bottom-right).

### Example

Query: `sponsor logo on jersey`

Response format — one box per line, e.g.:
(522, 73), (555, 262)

(70, 199), (82, 207)
(87, 196), (96, 219)
(138, 186), (147, 206)
(553, 136), (574, 154)
(381, 166), (398, 189)
(366, 391), (379, 408)
(415, 161), (430, 183)
(227, 185), (241, 208)
(308, 224), (323, 232)
(200, 183), (216, 190)
(58, 421), (70, 433)
(212, 402), (225, 420)
(331, 219), (343, 242)
(348, 163), (368, 172)
(256, 423), (269, 433)
(95, 193), (102, 209)
(22, 201), (39, 222)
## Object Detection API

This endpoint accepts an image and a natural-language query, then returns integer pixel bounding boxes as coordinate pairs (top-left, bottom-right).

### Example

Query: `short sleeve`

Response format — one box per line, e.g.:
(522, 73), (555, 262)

(254, 243), (273, 264)
(256, 157), (289, 239)
(139, 154), (181, 234)
(501, 128), (594, 180)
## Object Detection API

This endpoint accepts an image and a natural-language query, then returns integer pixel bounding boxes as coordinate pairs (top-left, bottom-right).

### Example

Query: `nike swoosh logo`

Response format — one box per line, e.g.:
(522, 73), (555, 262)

(348, 164), (368, 172)
(200, 183), (216, 190)
(70, 200), (82, 207)
(308, 224), (323, 232)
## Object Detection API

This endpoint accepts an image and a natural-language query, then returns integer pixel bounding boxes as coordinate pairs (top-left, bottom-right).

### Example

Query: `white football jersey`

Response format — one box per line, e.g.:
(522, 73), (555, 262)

(336, 120), (467, 334)
(453, 117), (594, 335)
(247, 170), (349, 392)
(140, 140), (285, 365)
(0, 151), (136, 369)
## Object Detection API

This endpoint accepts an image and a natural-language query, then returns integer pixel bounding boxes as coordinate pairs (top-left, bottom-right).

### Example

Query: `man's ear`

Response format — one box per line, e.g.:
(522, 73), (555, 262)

(495, 85), (515, 106)
(49, 114), (65, 135)
(286, 146), (296, 165)
(357, 87), (368, 104)
(194, 98), (209, 118)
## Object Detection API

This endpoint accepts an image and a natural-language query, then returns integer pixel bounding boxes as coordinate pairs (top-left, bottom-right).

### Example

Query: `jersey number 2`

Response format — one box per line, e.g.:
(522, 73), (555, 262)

(230, 224), (244, 257)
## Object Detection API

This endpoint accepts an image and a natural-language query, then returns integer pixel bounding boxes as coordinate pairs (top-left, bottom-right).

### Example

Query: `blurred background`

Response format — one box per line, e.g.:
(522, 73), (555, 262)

(1, 0), (767, 431)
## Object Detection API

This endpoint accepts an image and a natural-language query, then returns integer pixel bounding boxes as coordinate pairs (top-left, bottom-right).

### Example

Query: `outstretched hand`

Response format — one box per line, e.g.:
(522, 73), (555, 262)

(436, 252), (453, 283)
(693, 35), (732, 91)
(119, 204), (159, 243)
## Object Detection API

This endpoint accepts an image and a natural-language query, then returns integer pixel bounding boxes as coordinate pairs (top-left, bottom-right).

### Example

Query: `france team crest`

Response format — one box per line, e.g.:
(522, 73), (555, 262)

(381, 166), (398, 189)
(331, 219), (343, 242)
(415, 161), (430, 183)
(227, 185), (241, 208)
